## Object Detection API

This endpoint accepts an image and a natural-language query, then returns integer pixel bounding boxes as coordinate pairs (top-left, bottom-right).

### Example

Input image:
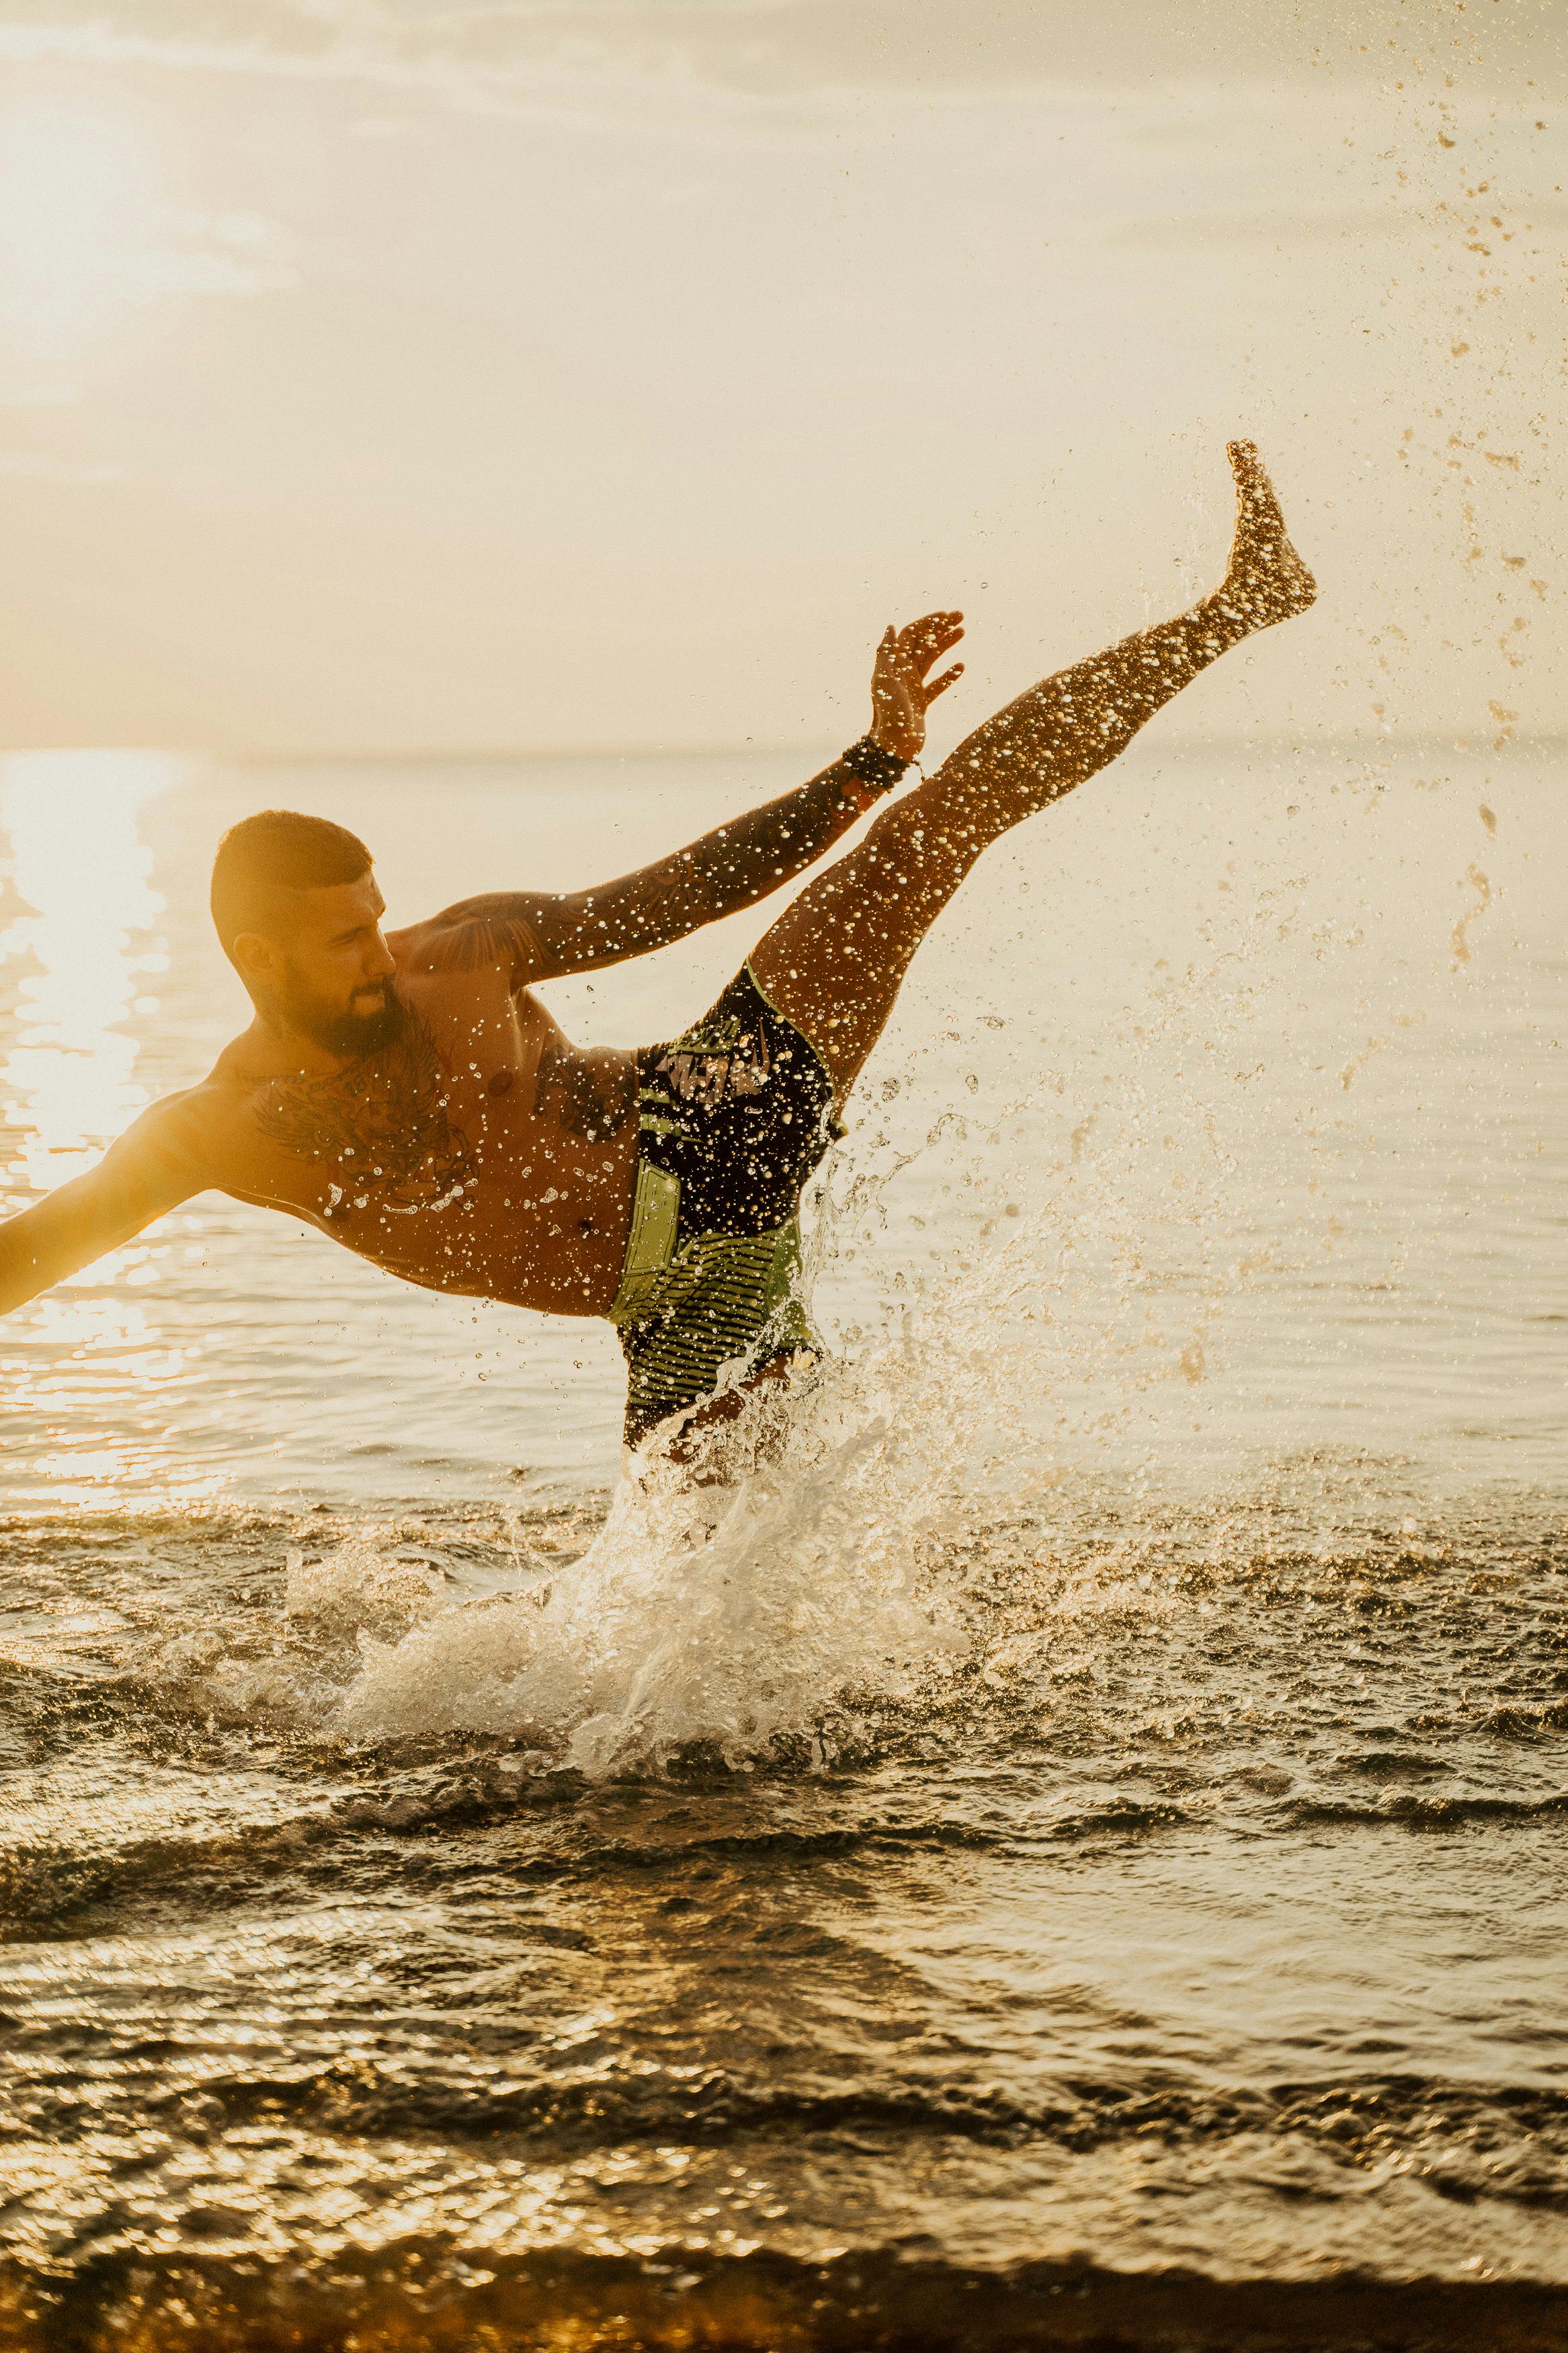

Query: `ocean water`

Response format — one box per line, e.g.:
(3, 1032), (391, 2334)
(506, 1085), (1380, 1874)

(1, 741), (1565, 2350)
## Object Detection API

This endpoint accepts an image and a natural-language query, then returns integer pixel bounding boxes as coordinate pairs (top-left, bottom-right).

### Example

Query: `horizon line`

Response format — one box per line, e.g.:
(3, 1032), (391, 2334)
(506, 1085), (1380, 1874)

(1, 732), (1561, 768)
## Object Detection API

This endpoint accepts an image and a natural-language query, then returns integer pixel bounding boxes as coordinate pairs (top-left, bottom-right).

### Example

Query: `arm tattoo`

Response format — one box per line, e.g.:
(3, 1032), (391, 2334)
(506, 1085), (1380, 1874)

(254, 1008), (476, 1215)
(422, 904), (546, 979)
(417, 752), (871, 984)
(543, 756), (873, 969)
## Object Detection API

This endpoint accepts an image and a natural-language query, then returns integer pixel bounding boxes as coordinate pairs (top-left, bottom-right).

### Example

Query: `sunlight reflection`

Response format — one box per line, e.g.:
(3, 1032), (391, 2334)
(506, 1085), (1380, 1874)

(0, 750), (177, 1192)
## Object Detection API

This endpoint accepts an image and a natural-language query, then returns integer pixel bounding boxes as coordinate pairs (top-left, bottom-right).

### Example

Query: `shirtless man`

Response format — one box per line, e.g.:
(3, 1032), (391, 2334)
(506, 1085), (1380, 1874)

(0, 445), (1314, 1452)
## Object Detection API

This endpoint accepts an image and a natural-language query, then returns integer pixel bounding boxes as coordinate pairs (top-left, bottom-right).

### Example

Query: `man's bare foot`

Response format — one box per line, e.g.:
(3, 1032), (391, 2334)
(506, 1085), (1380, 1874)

(1214, 439), (1317, 633)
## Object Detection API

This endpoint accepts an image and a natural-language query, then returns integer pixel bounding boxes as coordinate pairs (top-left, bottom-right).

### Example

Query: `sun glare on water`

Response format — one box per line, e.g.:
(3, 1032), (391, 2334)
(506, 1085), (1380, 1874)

(0, 754), (222, 1501)
(0, 752), (176, 1191)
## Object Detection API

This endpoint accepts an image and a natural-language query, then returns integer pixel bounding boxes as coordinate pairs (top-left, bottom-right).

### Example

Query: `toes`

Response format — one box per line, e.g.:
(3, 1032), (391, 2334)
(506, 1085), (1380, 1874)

(1228, 442), (1286, 528)
(1228, 441), (1273, 505)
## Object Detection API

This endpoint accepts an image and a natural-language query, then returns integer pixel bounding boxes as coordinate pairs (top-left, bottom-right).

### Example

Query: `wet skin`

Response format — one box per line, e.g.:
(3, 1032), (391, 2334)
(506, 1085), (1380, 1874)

(0, 608), (967, 1322)
(0, 443), (1316, 1343)
(0, 876), (651, 1320)
(196, 914), (645, 1320)
(0, 792), (855, 1322)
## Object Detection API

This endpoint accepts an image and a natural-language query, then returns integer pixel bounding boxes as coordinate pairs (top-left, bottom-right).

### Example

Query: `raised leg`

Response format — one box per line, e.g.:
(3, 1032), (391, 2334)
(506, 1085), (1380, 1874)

(751, 442), (1315, 1099)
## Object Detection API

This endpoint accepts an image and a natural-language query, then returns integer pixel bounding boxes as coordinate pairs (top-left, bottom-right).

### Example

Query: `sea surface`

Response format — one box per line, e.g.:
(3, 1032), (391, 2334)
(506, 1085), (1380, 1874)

(1, 742), (1565, 2350)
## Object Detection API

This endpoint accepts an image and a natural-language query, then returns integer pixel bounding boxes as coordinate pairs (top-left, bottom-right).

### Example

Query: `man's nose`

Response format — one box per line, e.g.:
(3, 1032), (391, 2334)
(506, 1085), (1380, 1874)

(366, 933), (396, 980)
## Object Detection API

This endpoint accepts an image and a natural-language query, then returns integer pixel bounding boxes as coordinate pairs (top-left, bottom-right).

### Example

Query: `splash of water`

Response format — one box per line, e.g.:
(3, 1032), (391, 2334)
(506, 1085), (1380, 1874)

(191, 872), (1475, 1776)
(330, 1094), (1242, 1768)
(336, 1380), (974, 1771)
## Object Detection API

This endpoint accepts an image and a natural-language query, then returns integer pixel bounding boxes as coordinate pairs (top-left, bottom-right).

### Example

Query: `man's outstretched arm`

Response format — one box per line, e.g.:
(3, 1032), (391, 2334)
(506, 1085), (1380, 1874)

(411, 612), (964, 984)
(0, 1100), (205, 1315)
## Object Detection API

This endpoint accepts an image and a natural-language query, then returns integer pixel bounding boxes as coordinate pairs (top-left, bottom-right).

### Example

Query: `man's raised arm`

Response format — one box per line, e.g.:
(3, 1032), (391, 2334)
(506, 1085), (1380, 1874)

(0, 1098), (206, 1316)
(414, 612), (964, 983)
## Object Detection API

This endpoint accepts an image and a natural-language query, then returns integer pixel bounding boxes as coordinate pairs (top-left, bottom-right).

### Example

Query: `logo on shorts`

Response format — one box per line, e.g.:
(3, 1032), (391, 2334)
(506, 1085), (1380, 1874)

(655, 1016), (774, 1107)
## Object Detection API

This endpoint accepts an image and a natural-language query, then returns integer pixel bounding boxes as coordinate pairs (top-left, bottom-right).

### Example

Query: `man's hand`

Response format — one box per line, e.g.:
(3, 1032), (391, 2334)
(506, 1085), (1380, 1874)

(869, 610), (965, 764)
(413, 619), (964, 985)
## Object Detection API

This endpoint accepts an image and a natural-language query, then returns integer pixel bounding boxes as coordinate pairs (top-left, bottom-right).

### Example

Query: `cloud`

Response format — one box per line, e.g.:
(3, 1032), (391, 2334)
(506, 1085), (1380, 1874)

(128, 207), (296, 299)
(0, 446), (127, 480)
(0, 98), (296, 403)
(0, 0), (1559, 110)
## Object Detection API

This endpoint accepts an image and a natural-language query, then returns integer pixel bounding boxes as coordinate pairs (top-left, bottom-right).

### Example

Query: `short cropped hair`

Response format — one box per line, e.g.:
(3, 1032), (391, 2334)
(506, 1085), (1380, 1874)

(210, 809), (372, 957)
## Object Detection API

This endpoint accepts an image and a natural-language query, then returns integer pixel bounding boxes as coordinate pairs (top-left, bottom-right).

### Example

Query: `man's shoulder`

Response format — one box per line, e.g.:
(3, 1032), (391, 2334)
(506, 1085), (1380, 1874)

(128, 1035), (290, 1168)
(386, 897), (552, 984)
(81, 1080), (233, 1212)
(122, 1066), (322, 1213)
(124, 1073), (244, 1165)
(201, 1028), (319, 1113)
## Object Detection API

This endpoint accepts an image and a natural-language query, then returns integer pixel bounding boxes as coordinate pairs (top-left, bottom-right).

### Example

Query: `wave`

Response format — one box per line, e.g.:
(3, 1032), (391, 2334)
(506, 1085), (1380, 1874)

(1286, 1789), (1568, 1829)
(5, 1453), (1565, 1807)
(4, 2232), (1567, 2353)
(12, 2007), (1565, 2184)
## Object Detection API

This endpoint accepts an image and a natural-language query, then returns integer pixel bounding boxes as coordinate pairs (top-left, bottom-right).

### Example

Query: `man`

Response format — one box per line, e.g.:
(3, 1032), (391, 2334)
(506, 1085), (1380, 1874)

(0, 444), (1314, 1454)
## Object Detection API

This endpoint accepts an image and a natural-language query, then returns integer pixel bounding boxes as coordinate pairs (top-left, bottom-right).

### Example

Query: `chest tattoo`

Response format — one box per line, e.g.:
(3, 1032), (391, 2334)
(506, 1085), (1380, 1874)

(255, 1012), (477, 1216)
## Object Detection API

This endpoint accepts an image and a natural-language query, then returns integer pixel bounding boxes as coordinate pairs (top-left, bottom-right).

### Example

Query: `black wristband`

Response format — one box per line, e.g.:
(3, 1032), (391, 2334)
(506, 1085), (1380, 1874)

(841, 735), (911, 797)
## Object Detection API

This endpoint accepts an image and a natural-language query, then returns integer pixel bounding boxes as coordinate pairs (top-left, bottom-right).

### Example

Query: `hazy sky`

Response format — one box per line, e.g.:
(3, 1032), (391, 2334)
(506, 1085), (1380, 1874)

(0, 0), (1561, 754)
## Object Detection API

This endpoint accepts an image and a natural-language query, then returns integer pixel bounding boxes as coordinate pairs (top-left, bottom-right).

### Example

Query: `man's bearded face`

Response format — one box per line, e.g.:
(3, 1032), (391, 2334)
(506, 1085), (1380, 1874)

(257, 871), (403, 1059)
(278, 962), (405, 1058)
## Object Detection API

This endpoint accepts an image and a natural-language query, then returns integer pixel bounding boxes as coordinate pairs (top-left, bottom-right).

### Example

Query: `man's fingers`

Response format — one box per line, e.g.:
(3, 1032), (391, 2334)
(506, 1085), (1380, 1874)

(921, 662), (964, 705)
(896, 609), (964, 648)
(898, 616), (965, 674)
(914, 633), (964, 680)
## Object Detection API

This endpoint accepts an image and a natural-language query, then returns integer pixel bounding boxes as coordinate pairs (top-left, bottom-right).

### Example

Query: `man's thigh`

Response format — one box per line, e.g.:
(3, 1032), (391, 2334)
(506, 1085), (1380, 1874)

(748, 785), (977, 1101)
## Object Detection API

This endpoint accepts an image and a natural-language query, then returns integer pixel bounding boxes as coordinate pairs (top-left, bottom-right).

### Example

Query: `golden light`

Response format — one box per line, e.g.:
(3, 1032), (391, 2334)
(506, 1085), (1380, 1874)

(0, 102), (165, 357)
(0, 750), (174, 1192)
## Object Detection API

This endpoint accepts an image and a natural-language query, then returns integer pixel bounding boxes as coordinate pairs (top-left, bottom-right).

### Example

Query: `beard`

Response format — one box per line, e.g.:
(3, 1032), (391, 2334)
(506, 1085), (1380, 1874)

(287, 982), (406, 1060)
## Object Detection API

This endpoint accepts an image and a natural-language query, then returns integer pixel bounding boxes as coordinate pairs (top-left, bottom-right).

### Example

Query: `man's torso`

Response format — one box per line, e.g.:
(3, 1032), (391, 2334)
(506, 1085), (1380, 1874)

(181, 952), (641, 1317)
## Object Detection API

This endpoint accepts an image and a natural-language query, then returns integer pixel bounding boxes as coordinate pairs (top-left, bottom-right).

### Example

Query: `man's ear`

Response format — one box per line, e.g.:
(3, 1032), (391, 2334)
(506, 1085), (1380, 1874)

(231, 930), (280, 991)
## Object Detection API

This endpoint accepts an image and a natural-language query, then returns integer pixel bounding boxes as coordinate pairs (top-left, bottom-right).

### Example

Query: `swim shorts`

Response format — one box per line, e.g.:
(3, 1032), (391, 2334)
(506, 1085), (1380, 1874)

(607, 963), (843, 1446)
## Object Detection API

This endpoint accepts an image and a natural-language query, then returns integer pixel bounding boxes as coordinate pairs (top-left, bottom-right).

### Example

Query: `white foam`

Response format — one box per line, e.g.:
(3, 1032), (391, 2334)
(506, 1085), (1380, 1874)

(310, 869), (1493, 1773)
(326, 932), (1291, 1771)
(284, 1538), (445, 1634)
(338, 1371), (975, 1771)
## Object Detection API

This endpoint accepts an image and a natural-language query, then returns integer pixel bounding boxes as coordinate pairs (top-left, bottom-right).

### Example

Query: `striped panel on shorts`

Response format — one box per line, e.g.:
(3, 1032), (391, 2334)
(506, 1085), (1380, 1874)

(616, 1219), (819, 1443)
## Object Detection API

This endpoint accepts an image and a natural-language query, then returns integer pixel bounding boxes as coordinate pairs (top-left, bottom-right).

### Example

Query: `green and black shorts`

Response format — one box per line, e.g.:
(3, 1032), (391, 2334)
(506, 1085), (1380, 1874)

(607, 963), (843, 1447)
